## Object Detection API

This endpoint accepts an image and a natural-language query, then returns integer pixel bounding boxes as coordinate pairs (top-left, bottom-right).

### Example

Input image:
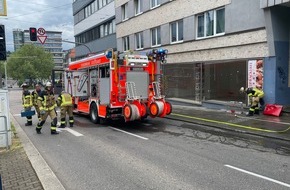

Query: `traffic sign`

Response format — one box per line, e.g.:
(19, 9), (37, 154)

(37, 36), (47, 44)
(37, 28), (46, 36)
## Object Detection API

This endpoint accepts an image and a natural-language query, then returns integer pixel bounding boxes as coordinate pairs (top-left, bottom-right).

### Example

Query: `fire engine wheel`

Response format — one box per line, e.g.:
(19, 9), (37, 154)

(90, 103), (100, 124)
(149, 102), (159, 117)
(165, 102), (172, 115)
(123, 104), (132, 119)
(140, 103), (148, 118)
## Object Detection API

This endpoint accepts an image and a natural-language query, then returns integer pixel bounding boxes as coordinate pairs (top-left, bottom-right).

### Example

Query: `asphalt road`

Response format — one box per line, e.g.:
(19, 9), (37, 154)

(9, 89), (290, 190)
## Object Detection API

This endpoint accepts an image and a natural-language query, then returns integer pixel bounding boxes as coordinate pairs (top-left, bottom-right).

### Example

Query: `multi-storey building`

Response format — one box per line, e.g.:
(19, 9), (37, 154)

(12, 29), (63, 70)
(12, 29), (23, 51)
(115, 0), (290, 106)
(72, 0), (116, 59)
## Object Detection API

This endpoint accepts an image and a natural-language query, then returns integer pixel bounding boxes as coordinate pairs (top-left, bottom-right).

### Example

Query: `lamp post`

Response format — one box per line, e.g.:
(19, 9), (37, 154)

(3, 60), (7, 89)
(62, 40), (92, 55)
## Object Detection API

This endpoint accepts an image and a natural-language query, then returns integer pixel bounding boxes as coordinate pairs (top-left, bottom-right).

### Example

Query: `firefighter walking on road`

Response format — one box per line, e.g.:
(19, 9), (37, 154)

(240, 86), (264, 116)
(21, 83), (33, 126)
(31, 83), (42, 122)
(36, 82), (59, 134)
(57, 91), (74, 128)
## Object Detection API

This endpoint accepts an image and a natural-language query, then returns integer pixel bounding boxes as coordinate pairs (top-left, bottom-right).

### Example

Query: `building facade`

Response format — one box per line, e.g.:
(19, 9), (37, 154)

(72, 0), (116, 59)
(12, 29), (63, 70)
(115, 0), (290, 106)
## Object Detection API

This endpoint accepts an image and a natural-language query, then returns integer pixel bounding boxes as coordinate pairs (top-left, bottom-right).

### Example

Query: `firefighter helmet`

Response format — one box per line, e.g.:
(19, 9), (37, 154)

(45, 82), (52, 87)
(239, 87), (245, 93)
(21, 83), (28, 88)
(45, 82), (52, 90)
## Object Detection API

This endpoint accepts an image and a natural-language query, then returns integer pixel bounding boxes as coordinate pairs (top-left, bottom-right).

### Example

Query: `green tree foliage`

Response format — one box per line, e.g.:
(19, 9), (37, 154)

(7, 44), (54, 84)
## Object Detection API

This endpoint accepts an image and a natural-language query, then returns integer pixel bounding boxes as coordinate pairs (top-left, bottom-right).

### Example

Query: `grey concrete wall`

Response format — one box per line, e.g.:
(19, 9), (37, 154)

(225, 0), (265, 33)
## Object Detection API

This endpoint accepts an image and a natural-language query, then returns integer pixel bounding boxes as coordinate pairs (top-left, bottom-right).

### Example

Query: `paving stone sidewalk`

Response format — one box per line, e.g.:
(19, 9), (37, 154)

(0, 141), (43, 190)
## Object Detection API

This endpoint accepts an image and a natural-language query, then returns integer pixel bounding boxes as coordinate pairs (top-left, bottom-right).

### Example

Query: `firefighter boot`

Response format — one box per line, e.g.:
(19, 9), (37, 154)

(51, 130), (59, 135)
(254, 109), (260, 115)
(36, 126), (41, 134)
(246, 110), (254, 116)
(25, 117), (32, 126)
(25, 122), (32, 126)
(58, 124), (66, 128)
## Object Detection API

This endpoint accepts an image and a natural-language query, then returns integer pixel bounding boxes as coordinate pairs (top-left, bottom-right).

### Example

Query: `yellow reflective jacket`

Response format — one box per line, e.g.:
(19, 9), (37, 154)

(247, 87), (264, 98)
(57, 92), (73, 107)
(37, 90), (57, 111)
(32, 89), (42, 106)
(22, 90), (32, 108)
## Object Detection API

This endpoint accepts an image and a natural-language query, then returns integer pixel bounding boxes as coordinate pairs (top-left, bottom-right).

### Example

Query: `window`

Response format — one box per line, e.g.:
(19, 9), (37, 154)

(171, 20), (183, 43)
(98, 0), (103, 9)
(123, 36), (130, 51)
(150, 0), (160, 8)
(197, 7), (225, 38)
(122, 3), (128, 21)
(151, 27), (161, 47)
(135, 32), (144, 50)
(135, 0), (142, 15)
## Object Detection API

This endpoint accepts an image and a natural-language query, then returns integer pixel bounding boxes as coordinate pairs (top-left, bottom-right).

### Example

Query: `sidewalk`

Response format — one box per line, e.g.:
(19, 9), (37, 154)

(167, 104), (290, 142)
(0, 90), (64, 190)
(1, 90), (290, 190)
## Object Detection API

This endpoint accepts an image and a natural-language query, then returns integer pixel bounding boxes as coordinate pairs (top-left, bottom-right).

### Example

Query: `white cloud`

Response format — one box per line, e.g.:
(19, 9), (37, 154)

(1, 0), (75, 51)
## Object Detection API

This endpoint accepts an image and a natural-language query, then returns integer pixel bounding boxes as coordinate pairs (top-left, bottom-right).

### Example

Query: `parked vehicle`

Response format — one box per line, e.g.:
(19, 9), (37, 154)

(64, 49), (172, 123)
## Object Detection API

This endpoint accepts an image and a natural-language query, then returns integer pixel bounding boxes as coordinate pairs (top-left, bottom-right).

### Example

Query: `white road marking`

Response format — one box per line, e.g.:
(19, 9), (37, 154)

(141, 123), (152, 126)
(58, 128), (84, 137)
(13, 114), (21, 117)
(225, 165), (290, 188)
(109, 127), (149, 140)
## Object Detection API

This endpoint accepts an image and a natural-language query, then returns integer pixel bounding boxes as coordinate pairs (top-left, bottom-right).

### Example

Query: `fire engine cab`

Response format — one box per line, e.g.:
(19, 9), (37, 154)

(64, 48), (172, 123)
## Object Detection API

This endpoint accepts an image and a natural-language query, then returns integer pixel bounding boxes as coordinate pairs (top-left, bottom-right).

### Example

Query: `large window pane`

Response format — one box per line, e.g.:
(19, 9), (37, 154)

(171, 22), (177, 42)
(197, 15), (204, 38)
(178, 20), (183, 41)
(206, 10), (214, 36)
(216, 8), (225, 34)
(157, 27), (161, 45)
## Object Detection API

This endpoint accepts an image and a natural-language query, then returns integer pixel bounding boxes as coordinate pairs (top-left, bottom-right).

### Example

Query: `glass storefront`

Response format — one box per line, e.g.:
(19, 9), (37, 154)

(163, 61), (247, 103)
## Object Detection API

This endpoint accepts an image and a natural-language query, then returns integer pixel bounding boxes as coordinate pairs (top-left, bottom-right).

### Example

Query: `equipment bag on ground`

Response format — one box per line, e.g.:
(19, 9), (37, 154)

(21, 110), (35, 117)
(263, 104), (283, 117)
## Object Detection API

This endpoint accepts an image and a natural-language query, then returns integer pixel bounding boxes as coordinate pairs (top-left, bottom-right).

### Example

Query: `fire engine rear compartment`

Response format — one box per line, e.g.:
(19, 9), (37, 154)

(65, 50), (172, 123)
(65, 62), (150, 121)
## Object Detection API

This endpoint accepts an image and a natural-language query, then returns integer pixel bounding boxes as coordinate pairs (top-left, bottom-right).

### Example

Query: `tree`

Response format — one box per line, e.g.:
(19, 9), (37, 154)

(7, 44), (54, 85)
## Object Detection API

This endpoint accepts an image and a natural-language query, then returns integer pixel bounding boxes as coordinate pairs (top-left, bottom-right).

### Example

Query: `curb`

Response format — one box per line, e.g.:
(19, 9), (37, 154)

(10, 113), (65, 190)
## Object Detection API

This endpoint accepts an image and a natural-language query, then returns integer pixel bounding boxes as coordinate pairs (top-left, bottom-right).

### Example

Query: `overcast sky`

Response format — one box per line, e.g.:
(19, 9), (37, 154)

(0, 0), (75, 52)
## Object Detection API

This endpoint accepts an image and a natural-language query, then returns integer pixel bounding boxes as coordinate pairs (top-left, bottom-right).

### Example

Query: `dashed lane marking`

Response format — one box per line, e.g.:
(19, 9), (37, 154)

(57, 127), (84, 137)
(109, 127), (149, 140)
(225, 165), (290, 188)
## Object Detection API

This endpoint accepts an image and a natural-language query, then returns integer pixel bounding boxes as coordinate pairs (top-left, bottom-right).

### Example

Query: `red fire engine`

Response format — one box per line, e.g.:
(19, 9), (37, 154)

(64, 48), (172, 123)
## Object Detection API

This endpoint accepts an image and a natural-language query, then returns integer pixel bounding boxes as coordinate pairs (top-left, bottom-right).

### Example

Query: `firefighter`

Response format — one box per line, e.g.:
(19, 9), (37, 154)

(31, 83), (42, 122)
(21, 83), (33, 126)
(36, 82), (59, 134)
(57, 91), (74, 128)
(240, 86), (264, 116)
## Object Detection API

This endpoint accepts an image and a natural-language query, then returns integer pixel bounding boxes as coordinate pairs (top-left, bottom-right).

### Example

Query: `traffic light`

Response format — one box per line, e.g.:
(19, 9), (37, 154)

(0, 25), (6, 61)
(29, 27), (37, 41)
